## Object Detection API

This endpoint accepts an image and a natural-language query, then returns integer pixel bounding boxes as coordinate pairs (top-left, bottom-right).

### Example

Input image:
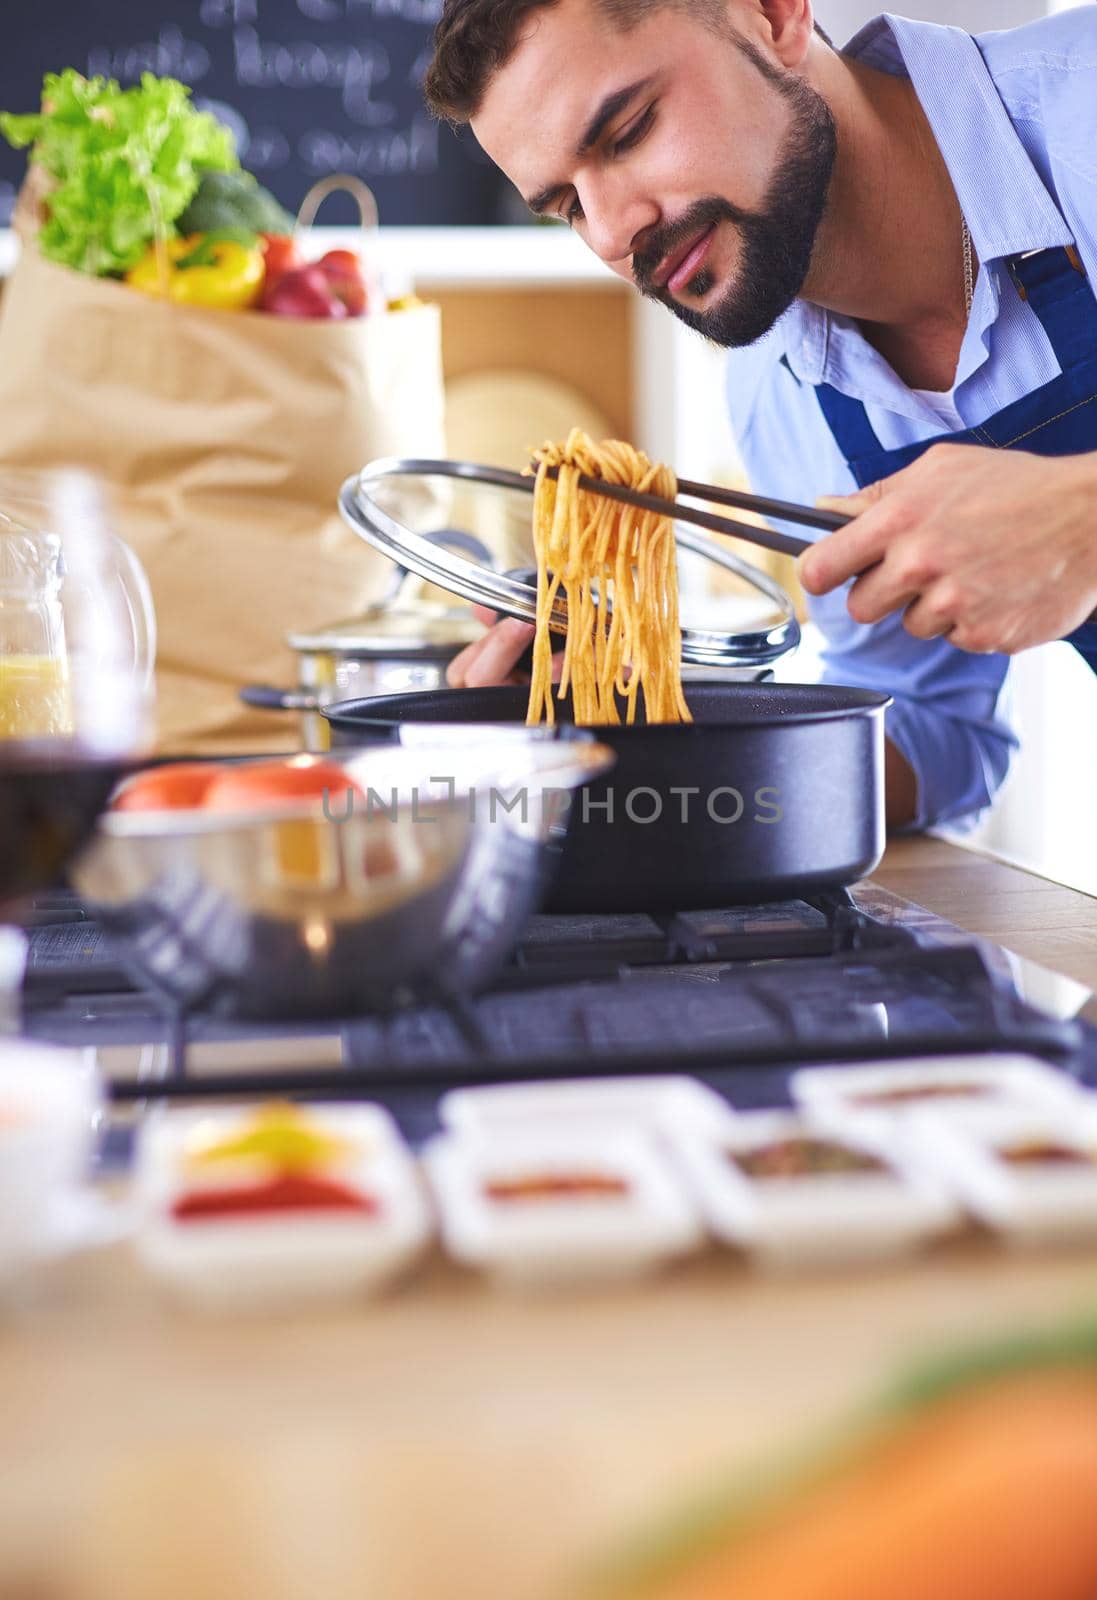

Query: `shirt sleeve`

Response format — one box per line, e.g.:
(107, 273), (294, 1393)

(724, 352), (1019, 830)
(809, 590), (1018, 831)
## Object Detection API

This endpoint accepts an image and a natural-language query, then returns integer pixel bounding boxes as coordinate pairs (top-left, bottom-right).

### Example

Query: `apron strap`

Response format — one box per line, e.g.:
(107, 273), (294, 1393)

(814, 246), (1097, 476)
(1065, 618), (1097, 677)
(814, 382), (883, 463)
(1005, 246), (1097, 373)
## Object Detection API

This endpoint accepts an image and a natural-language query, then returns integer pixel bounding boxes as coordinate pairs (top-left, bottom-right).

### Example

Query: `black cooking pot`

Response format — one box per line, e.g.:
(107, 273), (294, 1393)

(323, 682), (891, 913)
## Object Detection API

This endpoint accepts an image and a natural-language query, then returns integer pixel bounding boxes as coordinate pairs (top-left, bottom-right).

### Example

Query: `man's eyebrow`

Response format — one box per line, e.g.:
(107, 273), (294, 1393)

(523, 76), (656, 216)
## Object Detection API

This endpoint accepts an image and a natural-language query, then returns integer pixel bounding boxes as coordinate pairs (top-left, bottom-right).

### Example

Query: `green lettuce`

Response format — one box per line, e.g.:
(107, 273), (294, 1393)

(1, 69), (238, 277)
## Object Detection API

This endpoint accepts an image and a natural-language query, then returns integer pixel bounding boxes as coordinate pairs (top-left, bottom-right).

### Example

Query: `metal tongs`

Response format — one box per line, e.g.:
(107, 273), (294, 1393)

(536, 463), (851, 559)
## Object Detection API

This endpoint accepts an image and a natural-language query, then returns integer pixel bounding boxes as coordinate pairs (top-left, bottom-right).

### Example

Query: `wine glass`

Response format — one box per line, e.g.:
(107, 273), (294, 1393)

(0, 468), (156, 1020)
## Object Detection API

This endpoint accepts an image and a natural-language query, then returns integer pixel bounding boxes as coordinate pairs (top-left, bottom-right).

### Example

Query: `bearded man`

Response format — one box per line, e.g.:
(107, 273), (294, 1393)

(425, 1), (1097, 827)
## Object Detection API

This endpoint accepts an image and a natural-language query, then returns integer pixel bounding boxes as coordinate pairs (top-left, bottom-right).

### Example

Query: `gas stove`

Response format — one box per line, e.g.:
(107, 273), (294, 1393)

(19, 883), (1097, 1145)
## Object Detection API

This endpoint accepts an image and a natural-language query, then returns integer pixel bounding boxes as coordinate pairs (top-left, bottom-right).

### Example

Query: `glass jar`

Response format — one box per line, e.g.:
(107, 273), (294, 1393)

(0, 526), (72, 739)
(0, 470), (155, 752)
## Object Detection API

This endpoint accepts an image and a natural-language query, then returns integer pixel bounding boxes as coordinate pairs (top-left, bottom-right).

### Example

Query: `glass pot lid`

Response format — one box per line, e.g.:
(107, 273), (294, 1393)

(338, 458), (800, 669)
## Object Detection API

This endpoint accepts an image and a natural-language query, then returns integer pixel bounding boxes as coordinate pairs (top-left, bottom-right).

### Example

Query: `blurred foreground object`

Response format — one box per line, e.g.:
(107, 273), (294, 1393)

(593, 1321), (1097, 1600)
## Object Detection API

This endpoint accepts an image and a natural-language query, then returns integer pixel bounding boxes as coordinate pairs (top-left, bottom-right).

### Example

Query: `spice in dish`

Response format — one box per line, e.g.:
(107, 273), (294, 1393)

(731, 1137), (888, 1180)
(850, 1082), (994, 1108)
(483, 1172), (631, 1203)
(171, 1172), (378, 1221)
(999, 1141), (1093, 1167)
(182, 1102), (354, 1175)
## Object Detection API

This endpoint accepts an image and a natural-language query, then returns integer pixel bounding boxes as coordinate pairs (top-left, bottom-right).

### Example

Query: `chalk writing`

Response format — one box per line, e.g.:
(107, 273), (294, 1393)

(299, 114), (438, 176)
(297, 0), (443, 22)
(233, 26), (393, 127)
(2, 0), (506, 224)
(200, 0), (260, 25)
(87, 26), (211, 85)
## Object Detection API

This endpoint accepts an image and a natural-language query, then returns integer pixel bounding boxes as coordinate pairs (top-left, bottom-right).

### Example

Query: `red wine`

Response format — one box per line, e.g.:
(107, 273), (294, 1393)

(0, 746), (126, 907)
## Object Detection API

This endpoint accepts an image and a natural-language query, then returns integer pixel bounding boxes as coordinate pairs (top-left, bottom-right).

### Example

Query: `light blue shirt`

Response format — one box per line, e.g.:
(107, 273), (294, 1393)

(724, 8), (1097, 829)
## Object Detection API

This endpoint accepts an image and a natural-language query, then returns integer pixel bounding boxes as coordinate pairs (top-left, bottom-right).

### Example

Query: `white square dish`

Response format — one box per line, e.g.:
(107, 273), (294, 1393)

(439, 1076), (734, 1141)
(669, 1108), (958, 1271)
(904, 1098), (1097, 1246)
(0, 1039), (103, 1288)
(424, 1126), (703, 1286)
(790, 1055), (1082, 1139)
(135, 1102), (431, 1312)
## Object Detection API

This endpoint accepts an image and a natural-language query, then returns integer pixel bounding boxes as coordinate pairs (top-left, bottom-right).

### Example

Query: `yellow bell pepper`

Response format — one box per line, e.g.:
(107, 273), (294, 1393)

(125, 233), (266, 311)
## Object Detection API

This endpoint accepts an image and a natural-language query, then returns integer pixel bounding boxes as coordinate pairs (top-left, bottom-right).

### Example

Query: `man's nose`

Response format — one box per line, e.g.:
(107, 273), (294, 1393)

(580, 175), (659, 270)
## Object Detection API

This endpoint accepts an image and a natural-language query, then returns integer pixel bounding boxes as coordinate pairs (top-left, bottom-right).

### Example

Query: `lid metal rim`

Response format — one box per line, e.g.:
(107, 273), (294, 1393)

(338, 458), (801, 668)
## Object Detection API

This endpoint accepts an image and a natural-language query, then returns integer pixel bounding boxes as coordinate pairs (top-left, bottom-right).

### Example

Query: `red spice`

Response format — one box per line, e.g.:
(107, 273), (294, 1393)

(852, 1082), (991, 1107)
(171, 1172), (378, 1221)
(1000, 1142), (1092, 1168)
(484, 1172), (630, 1203)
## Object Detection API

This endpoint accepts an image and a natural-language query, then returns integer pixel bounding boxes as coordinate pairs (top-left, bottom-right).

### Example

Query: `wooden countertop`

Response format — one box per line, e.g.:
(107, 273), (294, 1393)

(874, 836), (1097, 1015)
(1, 837), (1094, 1600)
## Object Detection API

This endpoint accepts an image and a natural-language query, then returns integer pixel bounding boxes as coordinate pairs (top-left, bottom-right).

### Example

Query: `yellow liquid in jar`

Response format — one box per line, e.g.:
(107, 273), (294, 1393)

(0, 654), (73, 738)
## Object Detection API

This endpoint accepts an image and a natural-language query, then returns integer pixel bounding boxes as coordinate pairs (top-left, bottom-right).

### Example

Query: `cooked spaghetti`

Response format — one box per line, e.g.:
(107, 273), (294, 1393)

(527, 430), (692, 727)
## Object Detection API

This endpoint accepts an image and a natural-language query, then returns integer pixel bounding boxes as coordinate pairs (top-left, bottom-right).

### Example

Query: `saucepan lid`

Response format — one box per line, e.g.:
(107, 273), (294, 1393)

(338, 458), (800, 669)
(286, 610), (482, 657)
(286, 528), (491, 657)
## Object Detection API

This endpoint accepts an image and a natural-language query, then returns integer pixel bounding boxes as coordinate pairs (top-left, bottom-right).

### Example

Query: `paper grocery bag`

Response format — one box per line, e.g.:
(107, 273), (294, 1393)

(0, 245), (445, 751)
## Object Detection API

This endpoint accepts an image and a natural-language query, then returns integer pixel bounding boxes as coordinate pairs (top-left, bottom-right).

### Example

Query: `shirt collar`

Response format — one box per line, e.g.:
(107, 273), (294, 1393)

(777, 13), (1074, 386)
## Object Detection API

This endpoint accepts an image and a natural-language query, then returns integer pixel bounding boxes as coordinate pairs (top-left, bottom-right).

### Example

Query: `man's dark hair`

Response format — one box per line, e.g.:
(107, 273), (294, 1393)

(425, 0), (832, 124)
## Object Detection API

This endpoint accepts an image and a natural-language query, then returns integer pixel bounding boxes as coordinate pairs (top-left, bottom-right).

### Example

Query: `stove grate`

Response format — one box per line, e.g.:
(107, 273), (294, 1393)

(17, 887), (1090, 1102)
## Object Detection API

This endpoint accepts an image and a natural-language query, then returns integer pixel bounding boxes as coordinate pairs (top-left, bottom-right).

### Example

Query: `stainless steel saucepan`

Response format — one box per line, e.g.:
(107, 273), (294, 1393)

(239, 529), (492, 750)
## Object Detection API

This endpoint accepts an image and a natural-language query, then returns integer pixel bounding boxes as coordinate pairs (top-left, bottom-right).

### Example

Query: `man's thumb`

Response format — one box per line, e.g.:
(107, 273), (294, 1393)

(820, 476), (893, 512)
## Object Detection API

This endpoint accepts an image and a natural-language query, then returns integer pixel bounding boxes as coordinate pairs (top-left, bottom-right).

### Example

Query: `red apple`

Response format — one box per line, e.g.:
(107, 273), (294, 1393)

(317, 249), (371, 317)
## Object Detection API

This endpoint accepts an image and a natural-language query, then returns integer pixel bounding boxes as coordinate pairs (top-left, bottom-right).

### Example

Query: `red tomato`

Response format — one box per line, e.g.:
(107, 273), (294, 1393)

(113, 763), (220, 812)
(202, 759), (363, 813)
(317, 248), (363, 280)
(260, 232), (304, 285)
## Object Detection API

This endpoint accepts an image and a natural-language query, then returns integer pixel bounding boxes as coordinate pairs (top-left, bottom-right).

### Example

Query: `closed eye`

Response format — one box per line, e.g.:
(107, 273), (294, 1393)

(561, 100), (656, 224)
(611, 103), (655, 157)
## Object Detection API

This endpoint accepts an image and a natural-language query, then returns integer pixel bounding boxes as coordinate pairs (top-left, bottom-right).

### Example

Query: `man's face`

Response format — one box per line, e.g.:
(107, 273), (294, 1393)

(472, 0), (836, 346)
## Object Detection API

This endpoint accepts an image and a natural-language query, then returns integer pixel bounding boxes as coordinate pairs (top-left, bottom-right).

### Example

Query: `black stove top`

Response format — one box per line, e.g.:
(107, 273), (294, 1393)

(19, 885), (1097, 1133)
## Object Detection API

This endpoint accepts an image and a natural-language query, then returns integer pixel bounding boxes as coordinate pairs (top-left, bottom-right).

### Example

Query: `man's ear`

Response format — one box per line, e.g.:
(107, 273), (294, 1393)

(754, 0), (814, 69)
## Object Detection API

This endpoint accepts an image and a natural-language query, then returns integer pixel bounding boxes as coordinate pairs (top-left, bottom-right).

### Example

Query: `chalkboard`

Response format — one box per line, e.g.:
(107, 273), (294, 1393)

(0, 0), (511, 228)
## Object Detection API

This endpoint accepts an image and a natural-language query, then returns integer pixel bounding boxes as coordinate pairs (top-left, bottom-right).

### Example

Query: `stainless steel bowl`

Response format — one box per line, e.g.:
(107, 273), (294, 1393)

(70, 743), (613, 1020)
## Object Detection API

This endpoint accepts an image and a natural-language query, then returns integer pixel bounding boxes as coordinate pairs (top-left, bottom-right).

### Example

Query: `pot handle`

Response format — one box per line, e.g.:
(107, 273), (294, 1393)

(239, 684), (320, 713)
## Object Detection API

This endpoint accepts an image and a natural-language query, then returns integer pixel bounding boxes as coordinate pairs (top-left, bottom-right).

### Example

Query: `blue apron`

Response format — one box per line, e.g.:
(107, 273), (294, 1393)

(816, 244), (1097, 675)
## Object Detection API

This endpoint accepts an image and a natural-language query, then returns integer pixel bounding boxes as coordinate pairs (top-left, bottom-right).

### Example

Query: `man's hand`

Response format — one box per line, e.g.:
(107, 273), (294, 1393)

(798, 444), (1097, 655)
(446, 607), (536, 688)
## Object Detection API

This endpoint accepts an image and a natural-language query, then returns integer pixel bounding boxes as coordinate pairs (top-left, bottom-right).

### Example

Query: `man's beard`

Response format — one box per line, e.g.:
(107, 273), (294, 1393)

(632, 60), (837, 348)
